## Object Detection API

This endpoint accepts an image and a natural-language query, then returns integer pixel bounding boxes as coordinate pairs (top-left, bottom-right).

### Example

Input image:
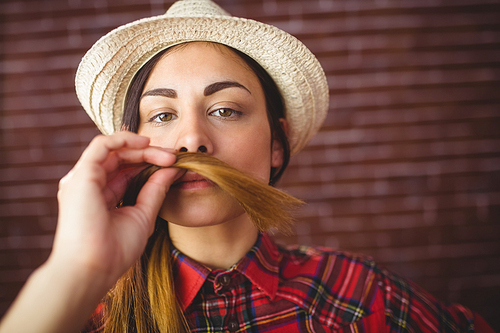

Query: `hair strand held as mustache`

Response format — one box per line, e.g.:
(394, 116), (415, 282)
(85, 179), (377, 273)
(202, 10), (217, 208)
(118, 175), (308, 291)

(121, 152), (304, 235)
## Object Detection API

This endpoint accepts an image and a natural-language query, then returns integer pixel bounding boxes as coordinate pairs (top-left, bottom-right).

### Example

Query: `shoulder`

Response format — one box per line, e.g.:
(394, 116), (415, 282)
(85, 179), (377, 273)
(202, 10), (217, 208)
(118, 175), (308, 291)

(278, 243), (379, 291)
(380, 267), (476, 332)
(276, 243), (382, 329)
(275, 243), (477, 332)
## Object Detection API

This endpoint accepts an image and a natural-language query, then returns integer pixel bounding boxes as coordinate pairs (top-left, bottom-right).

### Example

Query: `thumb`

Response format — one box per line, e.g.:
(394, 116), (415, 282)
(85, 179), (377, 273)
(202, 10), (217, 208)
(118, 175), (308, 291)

(133, 167), (183, 234)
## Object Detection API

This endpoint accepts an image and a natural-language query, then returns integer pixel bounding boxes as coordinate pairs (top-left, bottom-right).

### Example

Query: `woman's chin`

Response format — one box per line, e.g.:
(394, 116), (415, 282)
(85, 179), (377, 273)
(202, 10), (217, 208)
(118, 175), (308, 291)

(159, 193), (246, 229)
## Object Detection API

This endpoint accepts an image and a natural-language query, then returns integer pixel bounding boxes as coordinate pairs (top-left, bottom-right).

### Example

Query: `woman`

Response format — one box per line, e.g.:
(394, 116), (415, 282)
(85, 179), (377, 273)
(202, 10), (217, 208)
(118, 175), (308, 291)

(0, 1), (492, 332)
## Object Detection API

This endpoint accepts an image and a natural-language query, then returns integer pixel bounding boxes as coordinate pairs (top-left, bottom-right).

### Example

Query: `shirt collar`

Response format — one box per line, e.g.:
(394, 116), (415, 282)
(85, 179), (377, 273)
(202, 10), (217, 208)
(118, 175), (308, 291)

(173, 232), (280, 311)
(234, 233), (280, 300)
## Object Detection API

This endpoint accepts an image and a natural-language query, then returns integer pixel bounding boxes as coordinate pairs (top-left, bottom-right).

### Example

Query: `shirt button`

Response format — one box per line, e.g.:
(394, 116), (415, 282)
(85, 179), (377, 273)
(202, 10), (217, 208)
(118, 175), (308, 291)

(227, 319), (239, 332)
(220, 275), (231, 287)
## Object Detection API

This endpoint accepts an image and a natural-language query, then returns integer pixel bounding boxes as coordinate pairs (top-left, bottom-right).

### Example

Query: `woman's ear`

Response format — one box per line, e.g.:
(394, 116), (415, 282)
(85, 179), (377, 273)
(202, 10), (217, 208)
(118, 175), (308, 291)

(271, 118), (289, 168)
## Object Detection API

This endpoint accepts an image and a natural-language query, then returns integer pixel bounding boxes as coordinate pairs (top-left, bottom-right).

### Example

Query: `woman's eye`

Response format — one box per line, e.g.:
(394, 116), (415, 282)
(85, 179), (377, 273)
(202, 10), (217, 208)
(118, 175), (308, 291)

(210, 108), (240, 118)
(151, 113), (175, 123)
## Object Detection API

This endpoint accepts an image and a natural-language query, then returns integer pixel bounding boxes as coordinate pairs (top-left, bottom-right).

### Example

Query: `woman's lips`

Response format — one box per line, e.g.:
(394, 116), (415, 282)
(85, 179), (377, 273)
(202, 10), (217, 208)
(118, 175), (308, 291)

(172, 171), (214, 190)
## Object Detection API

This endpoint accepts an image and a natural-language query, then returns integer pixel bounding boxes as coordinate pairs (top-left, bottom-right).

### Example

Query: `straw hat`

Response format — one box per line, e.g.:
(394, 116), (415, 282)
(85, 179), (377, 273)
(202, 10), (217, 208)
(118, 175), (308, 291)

(75, 0), (329, 156)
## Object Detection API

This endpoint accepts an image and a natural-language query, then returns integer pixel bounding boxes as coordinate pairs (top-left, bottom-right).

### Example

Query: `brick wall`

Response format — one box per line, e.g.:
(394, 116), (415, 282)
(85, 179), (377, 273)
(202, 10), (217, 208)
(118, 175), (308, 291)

(1, 0), (499, 329)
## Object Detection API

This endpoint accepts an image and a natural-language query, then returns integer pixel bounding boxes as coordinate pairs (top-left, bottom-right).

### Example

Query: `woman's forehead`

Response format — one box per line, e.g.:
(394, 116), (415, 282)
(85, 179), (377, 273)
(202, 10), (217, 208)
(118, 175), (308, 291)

(145, 42), (260, 92)
(155, 42), (252, 71)
(159, 41), (244, 61)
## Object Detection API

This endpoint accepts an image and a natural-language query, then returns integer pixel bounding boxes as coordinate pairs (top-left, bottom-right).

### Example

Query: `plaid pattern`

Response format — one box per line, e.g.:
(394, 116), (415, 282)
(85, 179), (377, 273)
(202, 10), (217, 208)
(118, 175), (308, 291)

(83, 233), (483, 332)
(174, 233), (476, 332)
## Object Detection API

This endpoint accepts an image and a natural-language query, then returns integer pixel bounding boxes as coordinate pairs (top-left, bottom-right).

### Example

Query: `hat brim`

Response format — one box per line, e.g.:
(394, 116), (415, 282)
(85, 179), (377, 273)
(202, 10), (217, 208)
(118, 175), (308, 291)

(75, 14), (329, 156)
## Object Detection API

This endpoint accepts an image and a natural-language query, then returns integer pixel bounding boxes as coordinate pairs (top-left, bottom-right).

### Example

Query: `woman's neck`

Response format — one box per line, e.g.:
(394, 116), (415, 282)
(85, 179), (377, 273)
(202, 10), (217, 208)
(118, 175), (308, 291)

(168, 214), (259, 270)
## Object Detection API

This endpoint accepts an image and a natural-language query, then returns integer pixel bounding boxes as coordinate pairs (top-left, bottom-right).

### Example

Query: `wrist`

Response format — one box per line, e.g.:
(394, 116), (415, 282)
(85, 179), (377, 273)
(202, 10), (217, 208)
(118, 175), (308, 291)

(43, 251), (115, 298)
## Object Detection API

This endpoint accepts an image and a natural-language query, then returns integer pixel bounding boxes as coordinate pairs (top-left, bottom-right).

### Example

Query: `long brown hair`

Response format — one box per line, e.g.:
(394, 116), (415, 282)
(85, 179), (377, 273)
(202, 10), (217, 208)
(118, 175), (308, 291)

(101, 42), (293, 333)
(123, 152), (302, 233)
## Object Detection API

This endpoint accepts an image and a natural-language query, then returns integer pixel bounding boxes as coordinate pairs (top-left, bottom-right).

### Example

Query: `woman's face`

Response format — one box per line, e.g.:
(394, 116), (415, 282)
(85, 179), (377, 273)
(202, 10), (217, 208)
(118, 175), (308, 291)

(138, 42), (284, 227)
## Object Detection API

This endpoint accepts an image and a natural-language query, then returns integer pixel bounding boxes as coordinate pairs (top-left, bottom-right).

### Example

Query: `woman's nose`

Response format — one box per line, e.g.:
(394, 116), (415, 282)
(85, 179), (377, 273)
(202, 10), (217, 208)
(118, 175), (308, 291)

(174, 116), (213, 154)
(179, 145), (207, 153)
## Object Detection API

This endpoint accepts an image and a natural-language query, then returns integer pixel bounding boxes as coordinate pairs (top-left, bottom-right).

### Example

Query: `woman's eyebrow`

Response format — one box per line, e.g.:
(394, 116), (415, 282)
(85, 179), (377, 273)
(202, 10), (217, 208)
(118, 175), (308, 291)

(140, 81), (250, 99)
(204, 81), (251, 96)
(141, 88), (177, 99)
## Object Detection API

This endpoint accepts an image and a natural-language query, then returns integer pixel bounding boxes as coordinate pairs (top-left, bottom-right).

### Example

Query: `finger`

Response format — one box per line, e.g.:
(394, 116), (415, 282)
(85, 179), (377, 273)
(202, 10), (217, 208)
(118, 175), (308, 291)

(80, 132), (150, 165)
(101, 146), (177, 174)
(133, 168), (183, 235)
(119, 147), (177, 166)
(102, 165), (150, 209)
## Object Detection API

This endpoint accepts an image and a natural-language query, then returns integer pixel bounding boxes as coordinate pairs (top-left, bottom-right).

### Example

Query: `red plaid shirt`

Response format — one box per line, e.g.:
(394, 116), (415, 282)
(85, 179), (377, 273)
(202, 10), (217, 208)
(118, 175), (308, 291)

(84, 233), (492, 332)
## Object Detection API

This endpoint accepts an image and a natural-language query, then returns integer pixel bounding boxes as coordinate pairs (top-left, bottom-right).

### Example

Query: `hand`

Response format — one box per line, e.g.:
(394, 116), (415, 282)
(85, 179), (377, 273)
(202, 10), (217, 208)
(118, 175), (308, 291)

(0, 131), (181, 333)
(50, 131), (180, 287)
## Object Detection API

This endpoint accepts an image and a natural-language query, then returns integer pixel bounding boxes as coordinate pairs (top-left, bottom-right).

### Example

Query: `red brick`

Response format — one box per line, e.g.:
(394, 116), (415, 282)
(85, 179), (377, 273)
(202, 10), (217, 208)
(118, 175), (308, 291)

(1, 0), (499, 329)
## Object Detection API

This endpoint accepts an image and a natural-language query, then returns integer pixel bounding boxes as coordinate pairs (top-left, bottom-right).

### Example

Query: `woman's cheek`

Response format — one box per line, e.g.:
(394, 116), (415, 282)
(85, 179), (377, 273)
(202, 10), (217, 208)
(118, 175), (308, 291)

(218, 130), (273, 183)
